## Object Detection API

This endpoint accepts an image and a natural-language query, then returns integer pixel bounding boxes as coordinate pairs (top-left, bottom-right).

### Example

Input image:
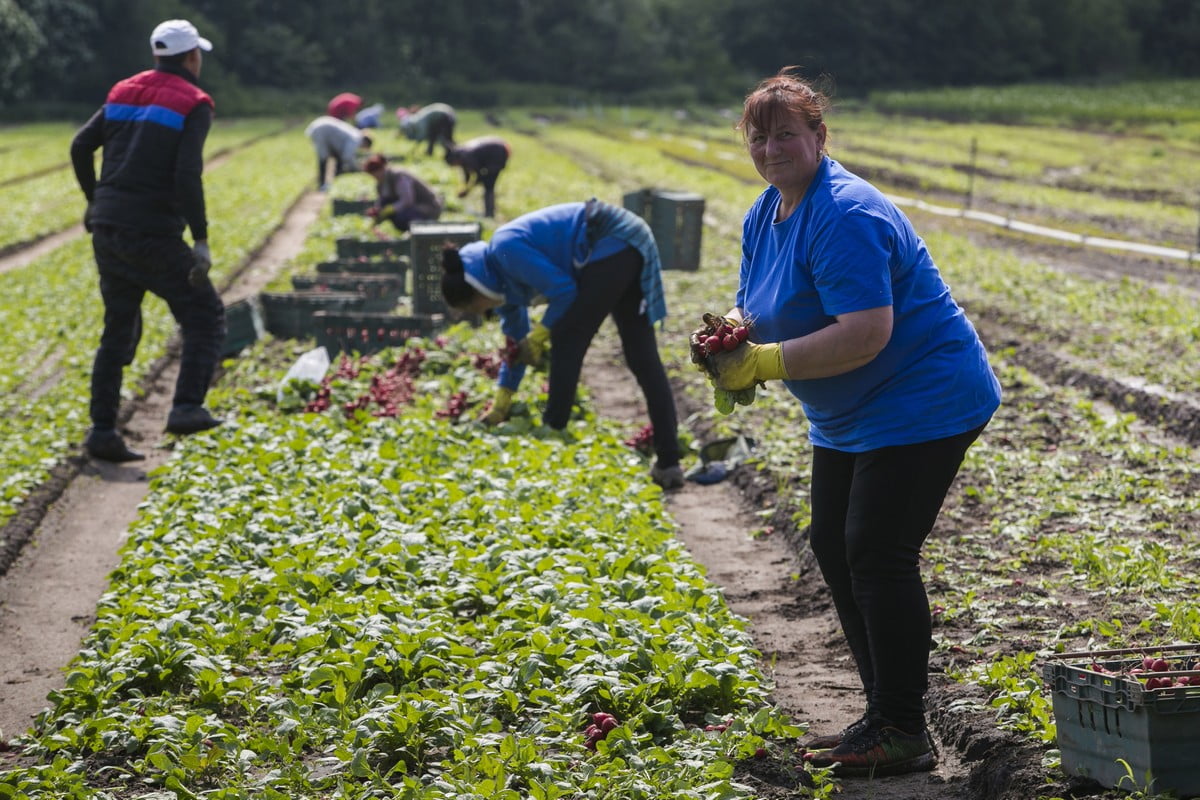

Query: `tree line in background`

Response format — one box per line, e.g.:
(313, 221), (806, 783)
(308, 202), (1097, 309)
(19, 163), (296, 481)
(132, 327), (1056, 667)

(3, 0), (1199, 113)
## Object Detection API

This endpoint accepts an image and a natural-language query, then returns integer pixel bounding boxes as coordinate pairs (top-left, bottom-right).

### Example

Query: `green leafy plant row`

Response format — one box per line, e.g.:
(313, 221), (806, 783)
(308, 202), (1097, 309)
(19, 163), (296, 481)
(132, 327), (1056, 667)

(2, 327), (806, 798)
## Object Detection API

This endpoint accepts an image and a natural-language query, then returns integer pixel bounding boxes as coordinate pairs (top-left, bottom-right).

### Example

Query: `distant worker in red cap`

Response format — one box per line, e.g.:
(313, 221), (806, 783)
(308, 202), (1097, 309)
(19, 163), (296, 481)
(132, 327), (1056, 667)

(327, 92), (363, 121)
(70, 19), (226, 462)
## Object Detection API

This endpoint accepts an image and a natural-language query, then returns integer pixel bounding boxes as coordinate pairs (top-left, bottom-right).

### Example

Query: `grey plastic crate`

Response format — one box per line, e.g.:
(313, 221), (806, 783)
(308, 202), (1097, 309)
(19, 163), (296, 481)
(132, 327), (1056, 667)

(1044, 645), (1200, 796)
(335, 236), (407, 260)
(260, 291), (366, 340)
(622, 188), (704, 271)
(313, 310), (445, 356)
(331, 198), (374, 216)
(291, 274), (405, 312)
(409, 221), (481, 315)
(316, 257), (409, 276)
(220, 296), (265, 356)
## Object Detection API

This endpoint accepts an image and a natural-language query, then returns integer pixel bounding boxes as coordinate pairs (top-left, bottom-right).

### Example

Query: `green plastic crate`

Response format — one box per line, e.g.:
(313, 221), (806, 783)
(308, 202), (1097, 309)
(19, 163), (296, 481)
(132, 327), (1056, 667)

(313, 310), (445, 355)
(220, 296), (265, 356)
(260, 291), (366, 340)
(622, 188), (705, 271)
(291, 273), (406, 312)
(335, 236), (407, 260)
(316, 257), (409, 276)
(1044, 645), (1200, 796)
(409, 221), (481, 315)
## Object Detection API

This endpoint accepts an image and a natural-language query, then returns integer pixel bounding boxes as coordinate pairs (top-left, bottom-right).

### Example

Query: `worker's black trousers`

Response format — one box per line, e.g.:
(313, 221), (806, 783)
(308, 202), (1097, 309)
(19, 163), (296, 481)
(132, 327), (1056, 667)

(543, 246), (681, 469)
(89, 226), (225, 430)
(807, 422), (988, 733)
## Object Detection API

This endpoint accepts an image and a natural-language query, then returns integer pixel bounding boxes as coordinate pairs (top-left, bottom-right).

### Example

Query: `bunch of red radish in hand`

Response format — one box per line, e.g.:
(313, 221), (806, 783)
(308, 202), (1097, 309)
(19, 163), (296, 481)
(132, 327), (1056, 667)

(689, 312), (757, 415)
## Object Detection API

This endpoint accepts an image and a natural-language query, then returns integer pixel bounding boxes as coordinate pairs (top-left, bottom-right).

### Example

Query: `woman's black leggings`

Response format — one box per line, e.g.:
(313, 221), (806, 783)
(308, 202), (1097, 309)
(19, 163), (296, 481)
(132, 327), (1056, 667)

(543, 246), (681, 469)
(808, 422), (987, 732)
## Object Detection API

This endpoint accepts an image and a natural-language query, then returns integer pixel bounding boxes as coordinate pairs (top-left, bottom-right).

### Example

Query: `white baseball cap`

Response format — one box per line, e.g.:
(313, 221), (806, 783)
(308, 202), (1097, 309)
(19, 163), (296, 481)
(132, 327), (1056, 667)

(149, 19), (213, 57)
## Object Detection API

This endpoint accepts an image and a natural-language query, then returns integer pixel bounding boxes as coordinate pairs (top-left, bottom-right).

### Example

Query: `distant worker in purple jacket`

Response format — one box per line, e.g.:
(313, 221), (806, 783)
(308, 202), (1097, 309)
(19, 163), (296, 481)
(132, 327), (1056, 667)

(70, 19), (226, 462)
(444, 136), (511, 218)
(362, 154), (443, 232)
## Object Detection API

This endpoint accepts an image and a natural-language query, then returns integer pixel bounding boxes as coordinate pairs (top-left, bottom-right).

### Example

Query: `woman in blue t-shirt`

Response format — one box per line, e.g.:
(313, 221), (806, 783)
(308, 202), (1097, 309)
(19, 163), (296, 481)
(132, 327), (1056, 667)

(705, 69), (1002, 778)
(440, 200), (684, 489)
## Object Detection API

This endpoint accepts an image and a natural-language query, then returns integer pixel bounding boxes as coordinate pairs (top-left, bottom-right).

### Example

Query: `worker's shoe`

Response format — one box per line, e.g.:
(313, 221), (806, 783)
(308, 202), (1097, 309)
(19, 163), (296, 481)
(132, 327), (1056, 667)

(165, 405), (223, 435)
(84, 428), (145, 463)
(649, 463), (685, 490)
(803, 714), (871, 752)
(804, 718), (938, 777)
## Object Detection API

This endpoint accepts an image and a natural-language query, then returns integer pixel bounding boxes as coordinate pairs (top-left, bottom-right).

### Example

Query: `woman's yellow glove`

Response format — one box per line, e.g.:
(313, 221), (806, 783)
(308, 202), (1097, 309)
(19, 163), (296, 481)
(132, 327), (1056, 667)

(479, 386), (514, 425)
(516, 323), (551, 367)
(709, 342), (786, 391)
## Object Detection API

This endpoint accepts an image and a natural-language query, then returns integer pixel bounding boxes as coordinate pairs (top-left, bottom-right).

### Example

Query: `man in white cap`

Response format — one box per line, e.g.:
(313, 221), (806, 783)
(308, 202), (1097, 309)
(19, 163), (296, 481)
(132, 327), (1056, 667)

(69, 20), (225, 462)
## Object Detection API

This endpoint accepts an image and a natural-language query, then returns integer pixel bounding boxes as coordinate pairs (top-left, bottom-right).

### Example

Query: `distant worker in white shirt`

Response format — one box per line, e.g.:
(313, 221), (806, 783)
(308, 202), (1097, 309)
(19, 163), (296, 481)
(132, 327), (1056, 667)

(304, 115), (373, 191)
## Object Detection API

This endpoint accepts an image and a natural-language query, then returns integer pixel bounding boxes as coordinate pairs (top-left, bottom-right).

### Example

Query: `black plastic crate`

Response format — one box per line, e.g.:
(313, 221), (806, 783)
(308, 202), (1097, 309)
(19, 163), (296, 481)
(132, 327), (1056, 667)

(1044, 645), (1200, 796)
(316, 257), (409, 276)
(409, 221), (481, 315)
(331, 198), (374, 216)
(622, 188), (705, 271)
(313, 310), (446, 355)
(291, 274), (406, 312)
(335, 236), (407, 260)
(260, 291), (366, 340)
(220, 296), (265, 356)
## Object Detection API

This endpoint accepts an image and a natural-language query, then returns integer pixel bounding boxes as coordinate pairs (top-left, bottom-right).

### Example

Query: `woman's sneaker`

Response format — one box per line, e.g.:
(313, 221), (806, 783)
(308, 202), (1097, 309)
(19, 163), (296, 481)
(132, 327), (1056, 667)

(802, 714), (870, 752)
(803, 718), (938, 777)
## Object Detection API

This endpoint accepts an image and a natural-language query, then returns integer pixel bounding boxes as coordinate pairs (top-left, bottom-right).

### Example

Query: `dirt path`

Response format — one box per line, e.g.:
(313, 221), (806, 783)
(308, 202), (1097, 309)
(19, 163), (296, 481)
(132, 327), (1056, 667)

(0, 191), (324, 745)
(580, 344), (972, 799)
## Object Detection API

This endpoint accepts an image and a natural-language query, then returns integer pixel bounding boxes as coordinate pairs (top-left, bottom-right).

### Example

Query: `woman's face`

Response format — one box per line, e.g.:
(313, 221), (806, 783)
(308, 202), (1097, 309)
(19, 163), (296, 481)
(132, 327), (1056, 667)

(746, 109), (826, 197)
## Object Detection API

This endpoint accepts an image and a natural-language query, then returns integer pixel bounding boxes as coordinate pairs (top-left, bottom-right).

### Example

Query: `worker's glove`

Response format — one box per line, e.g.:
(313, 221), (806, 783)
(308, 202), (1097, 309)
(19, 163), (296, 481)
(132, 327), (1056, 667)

(515, 323), (551, 368)
(189, 241), (212, 288)
(709, 341), (786, 391)
(479, 386), (514, 425)
(365, 206), (379, 218)
(83, 201), (95, 233)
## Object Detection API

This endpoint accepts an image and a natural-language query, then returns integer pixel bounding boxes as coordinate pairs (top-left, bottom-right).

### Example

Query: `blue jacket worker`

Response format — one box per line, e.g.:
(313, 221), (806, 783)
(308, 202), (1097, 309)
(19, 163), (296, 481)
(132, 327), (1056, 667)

(440, 200), (685, 489)
(70, 18), (227, 462)
(704, 68), (1002, 778)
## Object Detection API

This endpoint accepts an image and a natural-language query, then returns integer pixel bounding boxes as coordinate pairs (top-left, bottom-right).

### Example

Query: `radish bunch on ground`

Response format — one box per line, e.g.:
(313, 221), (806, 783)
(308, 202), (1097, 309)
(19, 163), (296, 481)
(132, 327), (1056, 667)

(689, 312), (757, 415)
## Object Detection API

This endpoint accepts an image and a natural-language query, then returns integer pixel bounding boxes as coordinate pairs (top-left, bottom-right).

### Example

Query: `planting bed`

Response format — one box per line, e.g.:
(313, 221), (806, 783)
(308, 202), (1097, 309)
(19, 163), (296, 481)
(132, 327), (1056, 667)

(1, 101), (1198, 799)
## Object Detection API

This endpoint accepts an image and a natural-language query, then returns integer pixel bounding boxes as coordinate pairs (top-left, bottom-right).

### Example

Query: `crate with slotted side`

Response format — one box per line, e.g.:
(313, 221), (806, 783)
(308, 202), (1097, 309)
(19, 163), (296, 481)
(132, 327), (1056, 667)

(331, 198), (374, 216)
(291, 274), (405, 312)
(221, 296), (265, 356)
(409, 221), (481, 315)
(316, 257), (408, 276)
(1044, 645), (1200, 796)
(622, 188), (705, 271)
(313, 311), (445, 355)
(335, 236), (407, 260)
(260, 291), (366, 340)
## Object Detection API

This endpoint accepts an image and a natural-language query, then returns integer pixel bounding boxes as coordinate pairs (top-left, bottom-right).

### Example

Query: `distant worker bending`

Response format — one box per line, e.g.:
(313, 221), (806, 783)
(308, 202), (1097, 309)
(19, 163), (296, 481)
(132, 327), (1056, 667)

(445, 136), (511, 218)
(362, 154), (443, 232)
(305, 114), (372, 191)
(398, 102), (456, 157)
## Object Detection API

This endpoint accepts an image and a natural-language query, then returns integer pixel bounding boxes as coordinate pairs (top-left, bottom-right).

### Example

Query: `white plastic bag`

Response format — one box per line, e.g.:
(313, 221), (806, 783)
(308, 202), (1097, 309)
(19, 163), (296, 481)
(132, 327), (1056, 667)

(277, 346), (330, 403)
